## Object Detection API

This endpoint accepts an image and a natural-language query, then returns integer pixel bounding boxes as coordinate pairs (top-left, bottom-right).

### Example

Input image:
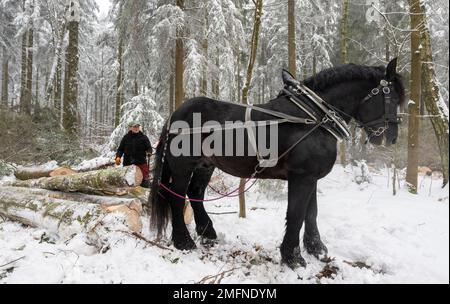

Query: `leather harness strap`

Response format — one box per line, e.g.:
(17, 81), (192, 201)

(245, 106), (260, 163)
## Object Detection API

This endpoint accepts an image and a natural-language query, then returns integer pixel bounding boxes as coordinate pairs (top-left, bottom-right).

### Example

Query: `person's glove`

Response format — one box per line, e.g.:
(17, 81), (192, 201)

(115, 157), (121, 166)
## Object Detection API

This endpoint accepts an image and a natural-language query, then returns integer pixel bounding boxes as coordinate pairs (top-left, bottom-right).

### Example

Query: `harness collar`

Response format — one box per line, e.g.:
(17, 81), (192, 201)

(281, 69), (352, 141)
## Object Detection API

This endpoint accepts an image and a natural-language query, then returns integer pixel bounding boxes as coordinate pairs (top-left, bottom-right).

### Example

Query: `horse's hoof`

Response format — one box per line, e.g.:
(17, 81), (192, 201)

(196, 223), (217, 240)
(200, 238), (218, 248)
(281, 247), (306, 269)
(304, 236), (328, 259)
(173, 234), (197, 251)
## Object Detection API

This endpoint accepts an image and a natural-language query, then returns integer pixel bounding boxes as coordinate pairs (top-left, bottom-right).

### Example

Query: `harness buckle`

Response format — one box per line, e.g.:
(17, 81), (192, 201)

(371, 88), (380, 96)
(383, 87), (391, 94)
(380, 80), (389, 87)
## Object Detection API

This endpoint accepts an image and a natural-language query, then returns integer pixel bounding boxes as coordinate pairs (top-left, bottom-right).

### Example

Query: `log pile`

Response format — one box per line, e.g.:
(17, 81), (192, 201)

(1, 164), (149, 248)
(9, 165), (143, 196)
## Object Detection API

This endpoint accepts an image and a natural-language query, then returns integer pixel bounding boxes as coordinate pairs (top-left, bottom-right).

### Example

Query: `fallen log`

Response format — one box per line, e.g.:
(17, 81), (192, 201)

(14, 167), (55, 180)
(8, 165), (143, 196)
(15, 166), (76, 180)
(14, 159), (115, 181)
(49, 167), (77, 177)
(13, 161), (59, 180)
(0, 186), (143, 243)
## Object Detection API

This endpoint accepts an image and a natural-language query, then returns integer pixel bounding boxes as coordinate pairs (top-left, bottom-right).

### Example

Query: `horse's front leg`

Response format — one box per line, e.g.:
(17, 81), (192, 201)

(281, 173), (316, 269)
(303, 181), (328, 258)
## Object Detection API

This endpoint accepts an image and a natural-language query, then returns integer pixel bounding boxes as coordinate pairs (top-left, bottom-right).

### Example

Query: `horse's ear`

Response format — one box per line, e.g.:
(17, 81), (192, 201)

(386, 58), (398, 80)
(282, 69), (299, 87)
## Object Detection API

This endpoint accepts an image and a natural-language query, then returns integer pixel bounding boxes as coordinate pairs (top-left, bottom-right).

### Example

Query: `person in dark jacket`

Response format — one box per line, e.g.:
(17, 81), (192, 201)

(115, 121), (153, 188)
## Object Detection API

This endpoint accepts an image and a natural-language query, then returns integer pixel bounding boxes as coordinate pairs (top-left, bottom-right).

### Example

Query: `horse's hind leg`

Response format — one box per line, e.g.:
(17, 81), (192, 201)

(187, 166), (217, 240)
(168, 169), (197, 250)
(303, 181), (328, 258)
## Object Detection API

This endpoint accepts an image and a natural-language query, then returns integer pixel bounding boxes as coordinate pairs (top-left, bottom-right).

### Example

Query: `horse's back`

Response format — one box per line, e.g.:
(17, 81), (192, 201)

(171, 97), (244, 123)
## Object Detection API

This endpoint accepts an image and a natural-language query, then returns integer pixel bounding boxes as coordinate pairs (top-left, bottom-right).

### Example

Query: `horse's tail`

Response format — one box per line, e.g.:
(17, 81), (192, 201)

(150, 120), (171, 237)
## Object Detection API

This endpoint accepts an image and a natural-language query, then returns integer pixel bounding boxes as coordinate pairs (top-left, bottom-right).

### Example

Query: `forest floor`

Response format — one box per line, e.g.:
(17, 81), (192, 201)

(0, 165), (448, 284)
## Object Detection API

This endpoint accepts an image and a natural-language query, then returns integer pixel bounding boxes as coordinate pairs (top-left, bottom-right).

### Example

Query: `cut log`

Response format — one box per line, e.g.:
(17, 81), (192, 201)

(14, 168), (54, 180)
(15, 166), (76, 180)
(13, 162), (59, 180)
(184, 201), (194, 225)
(50, 167), (77, 177)
(0, 186), (143, 243)
(8, 165), (143, 196)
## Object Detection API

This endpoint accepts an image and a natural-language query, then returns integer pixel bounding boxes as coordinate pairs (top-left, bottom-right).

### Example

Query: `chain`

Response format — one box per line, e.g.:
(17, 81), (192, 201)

(367, 121), (390, 139)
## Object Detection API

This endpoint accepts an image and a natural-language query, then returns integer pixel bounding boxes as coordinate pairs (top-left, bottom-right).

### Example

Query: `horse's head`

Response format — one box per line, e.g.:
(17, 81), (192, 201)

(355, 58), (405, 146)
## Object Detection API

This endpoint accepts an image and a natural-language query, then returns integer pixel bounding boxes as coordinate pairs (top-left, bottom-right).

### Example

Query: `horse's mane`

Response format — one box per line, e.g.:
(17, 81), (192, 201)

(302, 64), (406, 105)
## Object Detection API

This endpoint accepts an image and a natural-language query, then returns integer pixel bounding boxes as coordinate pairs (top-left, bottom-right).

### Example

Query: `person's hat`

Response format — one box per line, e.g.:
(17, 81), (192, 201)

(128, 121), (141, 127)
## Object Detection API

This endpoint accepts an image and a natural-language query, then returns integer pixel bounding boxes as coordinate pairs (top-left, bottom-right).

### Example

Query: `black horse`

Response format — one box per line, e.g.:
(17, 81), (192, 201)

(150, 59), (405, 268)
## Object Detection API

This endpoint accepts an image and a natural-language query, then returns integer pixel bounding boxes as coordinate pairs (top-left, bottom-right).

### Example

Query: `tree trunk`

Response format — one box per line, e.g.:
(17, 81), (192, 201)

(239, 0), (263, 219)
(9, 165), (143, 196)
(340, 0), (349, 65)
(34, 66), (40, 118)
(236, 48), (241, 102)
(169, 71), (175, 114)
(288, 0), (297, 78)
(339, 0), (350, 167)
(134, 78), (138, 96)
(300, 24), (308, 80)
(201, 11), (208, 96)
(406, 0), (423, 194)
(19, 32), (28, 114)
(54, 56), (62, 113)
(94, 84), (98, 128)
(99, 50), (104, 127)
(419, 4), (449, 187)
(1, 51), (8, 105)
(25, 26), (34, 116)
(175, 0), (185, 110)
(0, 186), (143, 242)
(213, 53), (220, 99)
(115, 36), (124, 127)
(46, 2), (69, 102)
(63, 2), (80, 135)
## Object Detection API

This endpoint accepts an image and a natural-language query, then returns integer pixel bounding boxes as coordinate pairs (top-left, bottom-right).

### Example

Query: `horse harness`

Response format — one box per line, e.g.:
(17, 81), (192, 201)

(357, 79), (400, 137)
(168, 69), (397, 170)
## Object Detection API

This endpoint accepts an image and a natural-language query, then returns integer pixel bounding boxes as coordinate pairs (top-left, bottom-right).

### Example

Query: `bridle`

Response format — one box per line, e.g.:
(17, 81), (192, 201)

(327, 79), (401, 139)
(357, 79), (401, 138)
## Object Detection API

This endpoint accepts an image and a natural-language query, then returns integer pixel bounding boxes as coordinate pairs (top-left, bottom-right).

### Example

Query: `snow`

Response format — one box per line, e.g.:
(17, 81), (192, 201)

(73, 157), (114, 172)
(16, 160), (59, 172)
(0, 165), (448, 284)
(124, 166), (137, 186)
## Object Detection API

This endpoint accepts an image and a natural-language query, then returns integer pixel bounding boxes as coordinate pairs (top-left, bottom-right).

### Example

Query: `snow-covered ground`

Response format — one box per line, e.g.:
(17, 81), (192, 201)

(0, 166), (448, 284)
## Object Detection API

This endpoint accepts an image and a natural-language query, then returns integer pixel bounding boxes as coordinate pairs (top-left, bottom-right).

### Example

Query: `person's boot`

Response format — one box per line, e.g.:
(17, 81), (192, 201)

(140, 179), (150, 188)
